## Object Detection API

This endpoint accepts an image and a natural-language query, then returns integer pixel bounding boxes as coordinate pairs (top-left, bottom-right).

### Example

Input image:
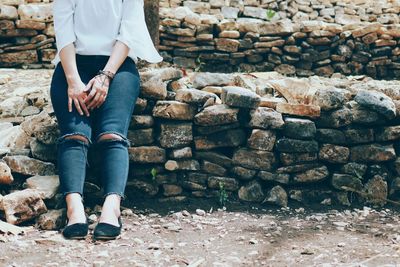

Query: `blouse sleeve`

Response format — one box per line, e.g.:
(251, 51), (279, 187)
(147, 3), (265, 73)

(116, 0), (163, 63)
(53, 0), (76, 52)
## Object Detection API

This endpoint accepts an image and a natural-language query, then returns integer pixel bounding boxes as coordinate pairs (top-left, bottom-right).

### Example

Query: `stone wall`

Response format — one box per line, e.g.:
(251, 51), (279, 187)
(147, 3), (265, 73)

(0, 68), (400, 226)
(0, 0), (55, 68)
(1, 0), (400, 79)
(158, 0), (400, 79)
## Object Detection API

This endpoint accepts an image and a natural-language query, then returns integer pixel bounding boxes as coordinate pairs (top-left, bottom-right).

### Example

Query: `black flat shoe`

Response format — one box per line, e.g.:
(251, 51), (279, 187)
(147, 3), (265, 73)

(62, 220), (89, 240)
(93, 217), (122, 240)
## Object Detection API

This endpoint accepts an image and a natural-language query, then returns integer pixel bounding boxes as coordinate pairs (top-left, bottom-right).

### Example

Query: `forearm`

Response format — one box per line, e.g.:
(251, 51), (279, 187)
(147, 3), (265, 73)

(59, 43), (80, 84)
(103, 41), (130, 74)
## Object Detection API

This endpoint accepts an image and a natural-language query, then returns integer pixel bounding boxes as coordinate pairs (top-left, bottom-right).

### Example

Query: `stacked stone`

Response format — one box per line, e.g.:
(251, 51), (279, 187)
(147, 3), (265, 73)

(0, 0), (55, 67)
(1, 0), (399, 79)
(0, 68), (399, 228)
(100, 68), (400, 208)
(158, 0), (400, 79)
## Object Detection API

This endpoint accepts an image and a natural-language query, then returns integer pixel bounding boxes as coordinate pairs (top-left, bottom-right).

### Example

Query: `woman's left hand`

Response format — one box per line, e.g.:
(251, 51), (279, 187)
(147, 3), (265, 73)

(84, 74), (110, 109)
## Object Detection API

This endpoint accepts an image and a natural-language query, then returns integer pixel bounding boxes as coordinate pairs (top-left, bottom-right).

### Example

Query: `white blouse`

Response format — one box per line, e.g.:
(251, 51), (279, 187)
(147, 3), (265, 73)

(51, 0), (163, 66)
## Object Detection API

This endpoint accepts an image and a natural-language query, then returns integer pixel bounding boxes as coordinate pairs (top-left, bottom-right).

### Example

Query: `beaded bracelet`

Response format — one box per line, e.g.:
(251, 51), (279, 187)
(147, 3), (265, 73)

(97, 70), (115, 80)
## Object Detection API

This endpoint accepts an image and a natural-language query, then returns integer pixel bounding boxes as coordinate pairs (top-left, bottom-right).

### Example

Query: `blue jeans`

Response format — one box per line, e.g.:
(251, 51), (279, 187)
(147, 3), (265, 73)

(50, 55), (140, 199)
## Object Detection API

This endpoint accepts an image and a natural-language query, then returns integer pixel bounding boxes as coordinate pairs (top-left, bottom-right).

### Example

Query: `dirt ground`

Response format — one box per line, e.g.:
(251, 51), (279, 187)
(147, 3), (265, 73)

(1, 198), (400, 267)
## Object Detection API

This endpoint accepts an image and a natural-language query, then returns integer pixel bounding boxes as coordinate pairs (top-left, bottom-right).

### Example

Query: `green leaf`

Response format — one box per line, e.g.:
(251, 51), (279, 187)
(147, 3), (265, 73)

(151, 167), (157, 178)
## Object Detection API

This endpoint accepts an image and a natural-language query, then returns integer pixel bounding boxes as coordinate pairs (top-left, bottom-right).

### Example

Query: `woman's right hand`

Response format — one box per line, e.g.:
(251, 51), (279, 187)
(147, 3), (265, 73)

(67, 79), (90, 117)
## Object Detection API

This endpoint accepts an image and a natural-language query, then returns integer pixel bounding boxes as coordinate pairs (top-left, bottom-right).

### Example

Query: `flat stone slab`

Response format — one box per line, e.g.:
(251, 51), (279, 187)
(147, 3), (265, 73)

(221, 86), (261, 108)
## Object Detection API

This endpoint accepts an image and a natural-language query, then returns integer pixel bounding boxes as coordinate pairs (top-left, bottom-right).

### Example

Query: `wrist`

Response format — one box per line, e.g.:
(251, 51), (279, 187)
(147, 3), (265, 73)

(97, 70), (115, 81)
(66, 74), (81, 85)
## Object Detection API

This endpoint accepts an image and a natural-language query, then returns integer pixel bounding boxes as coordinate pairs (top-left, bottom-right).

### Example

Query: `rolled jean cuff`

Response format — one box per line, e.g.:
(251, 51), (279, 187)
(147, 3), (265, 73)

(103, 192), (126, 200)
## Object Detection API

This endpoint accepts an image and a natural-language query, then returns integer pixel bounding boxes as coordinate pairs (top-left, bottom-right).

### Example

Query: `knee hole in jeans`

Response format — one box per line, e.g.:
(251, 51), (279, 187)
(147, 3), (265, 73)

(96, 133), (130, 147)
(64, 134), (90, 145)
(97, 133), (123, 142)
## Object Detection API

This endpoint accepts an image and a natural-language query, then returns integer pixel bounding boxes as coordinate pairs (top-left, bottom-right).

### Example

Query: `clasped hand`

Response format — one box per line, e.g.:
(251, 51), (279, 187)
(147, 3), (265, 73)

(67, 74), (110, 116)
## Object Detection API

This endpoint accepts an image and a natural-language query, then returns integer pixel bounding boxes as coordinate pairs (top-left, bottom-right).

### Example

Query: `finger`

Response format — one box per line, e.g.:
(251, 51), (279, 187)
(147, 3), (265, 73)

(85, 79), (95, 92)
(68, 97), (72, 112)
(84, 87), (97, 104)
(73, 98), (84, 115)
(87, 92), (101, 110)
(78, 97), (90, 117)
(95, 95), (106, 109)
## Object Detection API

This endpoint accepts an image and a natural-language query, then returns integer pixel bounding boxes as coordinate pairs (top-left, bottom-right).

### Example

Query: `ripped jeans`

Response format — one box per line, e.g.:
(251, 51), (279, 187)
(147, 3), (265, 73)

(50, 54), (140, 199)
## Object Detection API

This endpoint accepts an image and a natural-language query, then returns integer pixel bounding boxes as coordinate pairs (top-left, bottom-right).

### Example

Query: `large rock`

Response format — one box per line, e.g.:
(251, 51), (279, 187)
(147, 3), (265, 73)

(159, 122), (193, 148)
(3, 155), (56, 176)
(175, 88), (217, 104)
(0, 125), (31, 149)
(194, 129), (246, 150)
(192, 72), (234, 88)
(0, 5), (18, 19)
(18, 4), (53, 22)
(221, 86), (261, 108)
(317, 108), (353, 128)
(128, 146), (166, 163)
(375, 126), (400, 142)
(350, 144), (396, 163)
(129, 115), (154, 129)
(318, 144), (350, 164)
(343, 128), (374, 144)
(169, 147), (192, 159)
(195, 122), (240, 135)
(364, 175), (387, 207)
(208, 176), (239, 191)
(238, 180), (264, 202)
(232, 147), (276, 171)
(153, 100), (196, 120)
(263, 185), (288, 207)
(194, 104), (238, 126)
(36, 209), (65, 230)
(283, 117), (316, 139)
(0, 160), (13, 185)
(128, 128), (154, 146)
(141, 77), (168, 99)
(249, 107), (284, 129)
(0, 96), (26, 117)
(29, 138), (57, 162)
(165, 159), (200, 171)
(23, 175), (59, 199)
(1, 189), (47, 225)
(126, 180), (159, 196)
(162, 184), (183, 197)
(279, 152), (317, 166)
(258, 171), (290, 184)
(312, 87), (348, 111)
(231, 166), (257, 180)
(354, 90), (396, 120)
(292, 165), (329, 183)
(316, 129), (346, 144)
(340, 162), (368, 177)
(247, 129), (276, 151)
(195, 151), (233, 168)
(348, 101), (382, 125)
(201, 160), (227, 176)
(275, 138), (318, 153)
(332, 173), (363, 192)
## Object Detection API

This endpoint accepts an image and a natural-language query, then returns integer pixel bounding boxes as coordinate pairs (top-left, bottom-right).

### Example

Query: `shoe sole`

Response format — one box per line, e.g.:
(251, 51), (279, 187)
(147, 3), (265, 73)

(93, 235), (120, 240)
(63, 235), (87, 240)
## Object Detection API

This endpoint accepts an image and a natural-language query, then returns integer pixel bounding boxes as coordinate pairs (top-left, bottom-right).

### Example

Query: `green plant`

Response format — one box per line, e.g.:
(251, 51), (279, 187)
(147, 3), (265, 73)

(218, 182), (228, 207)
(265, 9), (276, 21)
(195, 56), (206, 72)
(150, 167), (157, 181)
